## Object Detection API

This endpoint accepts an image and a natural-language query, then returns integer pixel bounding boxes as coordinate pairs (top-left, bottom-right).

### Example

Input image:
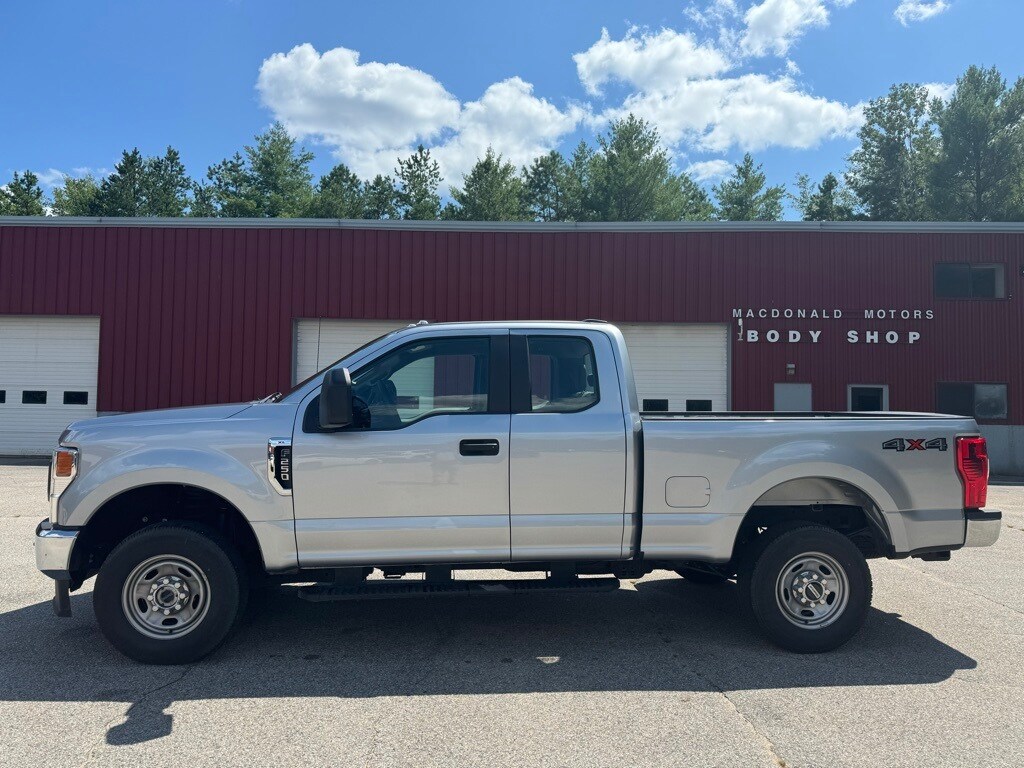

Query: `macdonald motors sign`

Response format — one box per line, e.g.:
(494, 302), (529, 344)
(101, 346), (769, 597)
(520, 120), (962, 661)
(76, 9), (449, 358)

(732, 307), (935, 345)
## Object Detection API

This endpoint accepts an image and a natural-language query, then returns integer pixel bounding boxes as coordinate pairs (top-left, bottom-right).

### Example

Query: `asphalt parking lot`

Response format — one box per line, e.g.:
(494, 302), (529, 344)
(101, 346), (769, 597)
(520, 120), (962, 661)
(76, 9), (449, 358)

(1, 463), (1022, 768)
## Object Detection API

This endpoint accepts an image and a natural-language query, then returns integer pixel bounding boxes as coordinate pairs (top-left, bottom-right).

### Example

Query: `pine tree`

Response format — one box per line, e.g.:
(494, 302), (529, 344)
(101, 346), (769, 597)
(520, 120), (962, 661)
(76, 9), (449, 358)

(394, 146), (442, 220)
(448, 148), (525, 221)
(714, 154), (785, 221)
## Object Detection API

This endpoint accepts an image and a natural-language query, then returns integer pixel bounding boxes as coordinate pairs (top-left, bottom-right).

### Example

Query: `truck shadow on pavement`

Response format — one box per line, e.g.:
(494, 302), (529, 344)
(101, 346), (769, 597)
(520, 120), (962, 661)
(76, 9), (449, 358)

(0, 576), (976, 746)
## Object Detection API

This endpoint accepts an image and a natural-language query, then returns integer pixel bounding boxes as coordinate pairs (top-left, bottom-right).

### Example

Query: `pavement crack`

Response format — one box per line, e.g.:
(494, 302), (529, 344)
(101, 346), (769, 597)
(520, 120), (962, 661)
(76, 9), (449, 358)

(683, 663), (789, 768)
(79, 663), (197, 766)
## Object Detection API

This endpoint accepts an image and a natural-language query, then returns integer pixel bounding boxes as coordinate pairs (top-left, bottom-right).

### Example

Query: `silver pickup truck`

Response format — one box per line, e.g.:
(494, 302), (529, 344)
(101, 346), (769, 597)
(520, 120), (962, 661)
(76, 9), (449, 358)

(35, 321), (1001, 663)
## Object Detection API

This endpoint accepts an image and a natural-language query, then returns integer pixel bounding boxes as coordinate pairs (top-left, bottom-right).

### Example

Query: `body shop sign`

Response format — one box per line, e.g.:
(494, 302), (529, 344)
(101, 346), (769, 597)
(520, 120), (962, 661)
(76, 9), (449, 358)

(732, 308), (934, 344)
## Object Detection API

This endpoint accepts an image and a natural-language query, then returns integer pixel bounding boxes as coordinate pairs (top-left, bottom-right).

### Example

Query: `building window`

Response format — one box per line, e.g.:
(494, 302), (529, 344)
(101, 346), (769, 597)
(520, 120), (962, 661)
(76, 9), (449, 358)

(0, 390), (5, 404)
(686, 399), (713, 412)
(643, 399), (669, 412)
(936, 383), (1007, 420)
(934, 263), (1005, 299)
(848, 385), (888, 412)
(22, 391), (47, 405)
(63, 391), (89, 405)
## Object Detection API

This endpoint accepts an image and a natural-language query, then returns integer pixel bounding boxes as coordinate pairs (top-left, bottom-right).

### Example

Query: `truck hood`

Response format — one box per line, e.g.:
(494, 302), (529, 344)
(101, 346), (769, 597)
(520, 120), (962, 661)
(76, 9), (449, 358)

(61, 403), (252, 442)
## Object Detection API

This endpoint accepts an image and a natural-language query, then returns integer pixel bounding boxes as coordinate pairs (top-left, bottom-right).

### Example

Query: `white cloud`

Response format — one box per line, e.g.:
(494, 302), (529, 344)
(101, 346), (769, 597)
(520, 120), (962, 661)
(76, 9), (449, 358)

(740, 0), (855, 57)
(573, 27), (731, 95)
(432, 78), (585, 186)
(686, 159), (734, 182)
(33, 169), (66, 188)
(30, 167), (108, 190)
(257, 43), (461, 176)
(894, 1), (950, 25)
(603, 73), (862, 153)
(571, 13), (862, 157)
(257, 44), (580, 185)
(922, 81), (955, 102)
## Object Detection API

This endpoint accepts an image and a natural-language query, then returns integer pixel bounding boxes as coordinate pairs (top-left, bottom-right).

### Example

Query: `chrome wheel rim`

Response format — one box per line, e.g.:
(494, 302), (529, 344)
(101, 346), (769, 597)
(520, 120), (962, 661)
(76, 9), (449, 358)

(121, 555), (211, 640)
(775, 551), (849, 629)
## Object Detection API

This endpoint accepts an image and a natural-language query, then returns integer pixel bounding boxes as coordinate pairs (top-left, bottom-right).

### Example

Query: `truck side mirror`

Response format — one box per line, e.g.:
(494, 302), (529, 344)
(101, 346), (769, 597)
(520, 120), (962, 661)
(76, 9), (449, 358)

(319, 368), (354, 429)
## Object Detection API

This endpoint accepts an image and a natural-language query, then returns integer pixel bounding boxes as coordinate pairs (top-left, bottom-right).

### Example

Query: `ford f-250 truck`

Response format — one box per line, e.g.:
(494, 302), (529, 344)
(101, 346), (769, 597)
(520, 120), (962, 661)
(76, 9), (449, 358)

(35, 321), (1001, 663)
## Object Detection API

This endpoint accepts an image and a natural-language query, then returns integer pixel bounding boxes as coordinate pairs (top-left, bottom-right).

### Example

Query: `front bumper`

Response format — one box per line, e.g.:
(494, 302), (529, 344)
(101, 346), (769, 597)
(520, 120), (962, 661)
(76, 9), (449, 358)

(965, 509), (1002, 548)
(35, 519), (79, 580)
(35, 520), (78, 617)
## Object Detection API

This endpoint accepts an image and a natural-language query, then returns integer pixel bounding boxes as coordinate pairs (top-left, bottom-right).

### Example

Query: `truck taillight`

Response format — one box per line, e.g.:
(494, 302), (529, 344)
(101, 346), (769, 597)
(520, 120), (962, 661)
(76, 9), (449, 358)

(955, 436), (988, 509)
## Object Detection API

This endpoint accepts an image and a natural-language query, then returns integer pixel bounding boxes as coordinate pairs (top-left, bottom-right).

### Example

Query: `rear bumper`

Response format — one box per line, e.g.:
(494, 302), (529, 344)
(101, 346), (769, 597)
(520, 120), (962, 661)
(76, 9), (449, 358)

(964, 509), (1002, 548)
(35, 519), (79, 579)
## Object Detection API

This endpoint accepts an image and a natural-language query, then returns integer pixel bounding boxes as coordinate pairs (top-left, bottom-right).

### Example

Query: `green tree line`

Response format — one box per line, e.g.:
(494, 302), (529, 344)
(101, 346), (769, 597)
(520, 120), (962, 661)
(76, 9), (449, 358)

(3, 65), (1022, 222)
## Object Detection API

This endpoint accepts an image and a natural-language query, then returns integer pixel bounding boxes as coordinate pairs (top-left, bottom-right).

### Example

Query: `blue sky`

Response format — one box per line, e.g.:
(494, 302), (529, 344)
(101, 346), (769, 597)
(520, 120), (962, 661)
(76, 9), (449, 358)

(1, 0), (1020, 205)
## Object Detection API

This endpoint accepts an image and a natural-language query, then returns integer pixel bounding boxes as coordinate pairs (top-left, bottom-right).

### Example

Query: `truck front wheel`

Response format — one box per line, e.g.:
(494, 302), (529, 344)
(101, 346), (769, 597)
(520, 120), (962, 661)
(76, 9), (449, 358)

(93, 523), (245, 664)
(741, 525), (872, 653)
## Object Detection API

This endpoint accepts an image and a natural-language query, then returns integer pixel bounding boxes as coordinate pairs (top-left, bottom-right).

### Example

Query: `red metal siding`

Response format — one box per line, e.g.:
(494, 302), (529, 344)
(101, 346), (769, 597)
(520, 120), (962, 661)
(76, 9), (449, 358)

(0, 224), (1021, 424)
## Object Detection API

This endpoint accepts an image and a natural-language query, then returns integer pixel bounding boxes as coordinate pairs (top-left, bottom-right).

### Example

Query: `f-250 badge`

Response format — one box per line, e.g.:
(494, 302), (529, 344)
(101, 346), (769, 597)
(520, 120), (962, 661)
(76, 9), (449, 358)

(883, 438), (948, 452)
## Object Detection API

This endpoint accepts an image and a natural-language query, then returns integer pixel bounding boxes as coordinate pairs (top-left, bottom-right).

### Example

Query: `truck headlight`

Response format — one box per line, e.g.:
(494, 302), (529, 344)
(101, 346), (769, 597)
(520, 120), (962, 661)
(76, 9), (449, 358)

(48, 447), (78, 524)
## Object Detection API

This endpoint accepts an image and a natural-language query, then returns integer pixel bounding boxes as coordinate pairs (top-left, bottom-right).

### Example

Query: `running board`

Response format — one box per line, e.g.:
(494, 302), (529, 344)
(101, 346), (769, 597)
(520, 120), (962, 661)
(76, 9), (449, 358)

(297, 576), (621, 602)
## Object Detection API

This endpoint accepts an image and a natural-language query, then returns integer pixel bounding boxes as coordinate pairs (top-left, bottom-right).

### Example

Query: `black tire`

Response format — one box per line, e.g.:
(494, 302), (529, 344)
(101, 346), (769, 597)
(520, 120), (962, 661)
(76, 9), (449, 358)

(675, 566), (729, 585)
(740, 524), (872, 653)
(93, 523), (246, 664)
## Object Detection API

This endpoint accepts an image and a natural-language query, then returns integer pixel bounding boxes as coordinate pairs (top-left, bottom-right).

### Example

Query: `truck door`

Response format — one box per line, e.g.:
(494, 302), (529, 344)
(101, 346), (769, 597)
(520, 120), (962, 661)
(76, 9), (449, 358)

(508, 330), (628, 561)
(290, 332), (511, 566)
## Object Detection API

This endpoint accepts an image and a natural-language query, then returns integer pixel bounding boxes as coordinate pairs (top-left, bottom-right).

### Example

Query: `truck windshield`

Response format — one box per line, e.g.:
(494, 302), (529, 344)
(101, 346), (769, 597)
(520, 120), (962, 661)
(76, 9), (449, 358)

(276, 329), (398, 402)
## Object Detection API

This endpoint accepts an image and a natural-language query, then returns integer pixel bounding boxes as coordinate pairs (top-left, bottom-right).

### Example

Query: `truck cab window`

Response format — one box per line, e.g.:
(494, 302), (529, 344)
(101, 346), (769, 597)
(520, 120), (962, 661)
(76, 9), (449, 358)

(351, 337), (490, 429)
(526, 336), (598, 413)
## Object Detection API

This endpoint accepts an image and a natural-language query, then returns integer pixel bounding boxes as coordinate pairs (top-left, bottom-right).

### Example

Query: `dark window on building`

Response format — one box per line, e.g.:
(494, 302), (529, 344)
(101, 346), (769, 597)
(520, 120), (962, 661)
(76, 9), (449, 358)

(22, 391), (47, 405)
(686, 399), (713, 412)
(525, 336), (599, 413)
(63, 391), (89, 405)
(934, 263), (1005, 298)
(936, 383), (1007, 420)
(850, 386), (886, 412)
(643, 399), (669, 412)
(0, 390), (5, 403)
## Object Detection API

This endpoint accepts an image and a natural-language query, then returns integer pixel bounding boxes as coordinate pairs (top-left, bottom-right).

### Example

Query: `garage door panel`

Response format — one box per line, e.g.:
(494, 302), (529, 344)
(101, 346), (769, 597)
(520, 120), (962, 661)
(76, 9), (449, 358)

(0, 316), (100, 456)
(617, 323), (729, 413)
(294, 319), (411, 383)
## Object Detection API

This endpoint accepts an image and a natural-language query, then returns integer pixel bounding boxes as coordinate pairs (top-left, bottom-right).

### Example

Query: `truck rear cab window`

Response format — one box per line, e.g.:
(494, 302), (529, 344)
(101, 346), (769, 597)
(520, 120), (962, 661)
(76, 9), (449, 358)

(936, 383), (1007, 420)
(934, 263), (1005, 298)
(524, 336), (598, 413)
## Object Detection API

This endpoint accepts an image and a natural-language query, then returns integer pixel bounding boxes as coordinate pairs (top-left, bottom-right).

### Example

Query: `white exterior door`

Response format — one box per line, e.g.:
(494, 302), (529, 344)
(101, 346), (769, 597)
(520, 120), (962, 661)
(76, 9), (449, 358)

(616, 323), (729, 412)
(0, 316), (100, 455)
(294, 319), (410, 383)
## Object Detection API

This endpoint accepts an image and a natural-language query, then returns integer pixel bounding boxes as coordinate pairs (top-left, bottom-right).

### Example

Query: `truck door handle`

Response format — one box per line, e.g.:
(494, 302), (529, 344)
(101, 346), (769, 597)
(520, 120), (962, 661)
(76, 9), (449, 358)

(460, 439), (500, 457)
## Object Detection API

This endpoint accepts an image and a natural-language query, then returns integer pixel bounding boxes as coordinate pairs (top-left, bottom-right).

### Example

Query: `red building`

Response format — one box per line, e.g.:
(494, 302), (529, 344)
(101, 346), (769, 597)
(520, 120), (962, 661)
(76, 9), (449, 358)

(0, 217), (1021, 474)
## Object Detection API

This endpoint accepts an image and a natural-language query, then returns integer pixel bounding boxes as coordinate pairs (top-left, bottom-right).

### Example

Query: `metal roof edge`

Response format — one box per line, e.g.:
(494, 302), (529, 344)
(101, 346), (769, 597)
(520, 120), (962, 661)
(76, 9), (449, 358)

(3, 216), (1024, 233)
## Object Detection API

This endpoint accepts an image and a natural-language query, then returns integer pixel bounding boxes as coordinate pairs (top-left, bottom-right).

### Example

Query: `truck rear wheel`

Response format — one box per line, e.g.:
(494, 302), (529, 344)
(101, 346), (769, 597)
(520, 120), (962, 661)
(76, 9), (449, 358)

(741, 524), (872, 653)
(93, 523), (245, 664)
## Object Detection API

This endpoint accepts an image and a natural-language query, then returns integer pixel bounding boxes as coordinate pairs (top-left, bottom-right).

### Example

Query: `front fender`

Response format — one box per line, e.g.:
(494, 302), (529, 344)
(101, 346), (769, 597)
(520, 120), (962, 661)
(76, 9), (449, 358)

(60, 446), (298, 572)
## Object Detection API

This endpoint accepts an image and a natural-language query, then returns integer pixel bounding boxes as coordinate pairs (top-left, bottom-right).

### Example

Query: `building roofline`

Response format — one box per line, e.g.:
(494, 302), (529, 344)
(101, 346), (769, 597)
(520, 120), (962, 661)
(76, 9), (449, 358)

(3, 216), (1024, 234)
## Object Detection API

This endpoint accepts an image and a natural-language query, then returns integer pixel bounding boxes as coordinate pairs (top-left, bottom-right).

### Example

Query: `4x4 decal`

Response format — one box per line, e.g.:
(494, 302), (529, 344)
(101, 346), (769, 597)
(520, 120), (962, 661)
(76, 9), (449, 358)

(883, 438), (948, 452)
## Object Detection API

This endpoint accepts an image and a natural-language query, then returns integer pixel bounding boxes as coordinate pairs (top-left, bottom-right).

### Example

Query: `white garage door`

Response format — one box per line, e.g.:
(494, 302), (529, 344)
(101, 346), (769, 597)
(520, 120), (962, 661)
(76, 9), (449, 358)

(0, 316), (101, 456)
(295, 320), (729, 413)
(617, 323), (729, 412)
(294, 319), (411, 383)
